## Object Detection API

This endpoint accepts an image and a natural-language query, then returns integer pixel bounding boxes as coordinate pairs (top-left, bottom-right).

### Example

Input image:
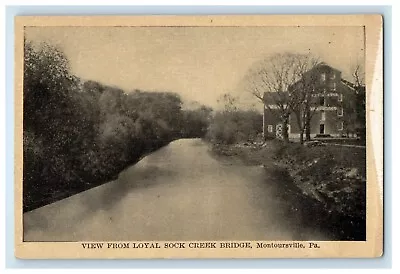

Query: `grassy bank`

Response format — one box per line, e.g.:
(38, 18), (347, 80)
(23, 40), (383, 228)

(210, 141), (366, 240)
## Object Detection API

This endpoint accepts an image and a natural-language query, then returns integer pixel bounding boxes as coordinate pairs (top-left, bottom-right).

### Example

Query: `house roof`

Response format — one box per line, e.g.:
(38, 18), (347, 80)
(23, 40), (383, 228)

(263, 62), (364, 105)
(341, 78), (365, 91)
(303, 62), (342, 77)
(341, 79), (356, 90)
(263, 91), (289, 104)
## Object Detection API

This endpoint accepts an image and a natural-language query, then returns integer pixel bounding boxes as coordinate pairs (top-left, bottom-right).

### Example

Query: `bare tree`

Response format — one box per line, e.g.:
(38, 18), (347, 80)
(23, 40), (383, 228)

(338, 61), (366, 139)
(243, 52), (318, 143)
(290, 54), (320, 144)
(352, 62), (365, 87)
(217, 93), (238, 113)
(352, 62), (366, 141)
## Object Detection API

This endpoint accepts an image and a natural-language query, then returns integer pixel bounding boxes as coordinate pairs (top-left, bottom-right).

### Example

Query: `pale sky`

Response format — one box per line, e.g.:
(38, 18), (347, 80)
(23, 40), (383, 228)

(25, 26), (365, 109)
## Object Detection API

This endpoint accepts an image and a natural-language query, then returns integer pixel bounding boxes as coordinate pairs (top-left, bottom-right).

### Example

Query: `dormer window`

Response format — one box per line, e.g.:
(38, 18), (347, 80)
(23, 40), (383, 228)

(331, 73), (336, 80)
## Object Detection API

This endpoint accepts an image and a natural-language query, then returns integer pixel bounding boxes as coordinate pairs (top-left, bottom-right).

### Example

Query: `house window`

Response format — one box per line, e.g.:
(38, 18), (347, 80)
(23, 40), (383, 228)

(337, 107), (343, 117)
(267, 125), (273, 133)
(321, 73), (326, 82)
(331, 73), (336, 80)
(338, 121), (344, 131)
(332, 82), (336, 91)
(338, 93), (343, 102)
(321, 110), (326, 121)
(319, 97), (325, 106)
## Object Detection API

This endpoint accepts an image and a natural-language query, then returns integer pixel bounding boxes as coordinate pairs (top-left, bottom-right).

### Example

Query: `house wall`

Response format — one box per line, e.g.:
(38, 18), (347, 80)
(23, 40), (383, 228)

(299, 64), (344, 137)
(289, 114), (300, 134)
(263, 107), (281, 139)
(309, 109), (341, 136)
(289, 109), (342, 137)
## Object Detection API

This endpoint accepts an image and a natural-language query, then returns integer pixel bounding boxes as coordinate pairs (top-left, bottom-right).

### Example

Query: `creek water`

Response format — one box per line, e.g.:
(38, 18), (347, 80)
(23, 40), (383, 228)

(24, 139), (327, 241)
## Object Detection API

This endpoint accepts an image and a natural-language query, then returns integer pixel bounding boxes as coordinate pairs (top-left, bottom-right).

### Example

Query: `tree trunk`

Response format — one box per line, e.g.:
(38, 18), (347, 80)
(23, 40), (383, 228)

(299, 131), (304, 144)
(282, 118), (289, 143)
(305, 109), (311, 141)
(294, 110), (304, 144)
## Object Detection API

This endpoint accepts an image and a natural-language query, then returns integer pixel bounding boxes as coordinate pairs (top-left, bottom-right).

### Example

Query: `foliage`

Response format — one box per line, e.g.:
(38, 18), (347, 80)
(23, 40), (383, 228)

(181, 106), (213, 138)
(23, 41), (211, 211)
(207, 110), (263, 145)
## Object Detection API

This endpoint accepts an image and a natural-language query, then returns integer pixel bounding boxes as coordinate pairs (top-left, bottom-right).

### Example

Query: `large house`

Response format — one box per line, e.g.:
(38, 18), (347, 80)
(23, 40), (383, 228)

(263, 62), (357, 139)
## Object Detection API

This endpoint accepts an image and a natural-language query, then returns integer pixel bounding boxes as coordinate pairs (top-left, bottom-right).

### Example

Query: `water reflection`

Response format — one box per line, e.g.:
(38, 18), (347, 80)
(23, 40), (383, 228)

(24, 139), (327, 241)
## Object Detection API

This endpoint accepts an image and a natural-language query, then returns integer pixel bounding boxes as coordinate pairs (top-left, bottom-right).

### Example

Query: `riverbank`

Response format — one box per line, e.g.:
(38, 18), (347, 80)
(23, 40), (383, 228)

(23, 139), (175, 212)
(210, 140), (366, 240)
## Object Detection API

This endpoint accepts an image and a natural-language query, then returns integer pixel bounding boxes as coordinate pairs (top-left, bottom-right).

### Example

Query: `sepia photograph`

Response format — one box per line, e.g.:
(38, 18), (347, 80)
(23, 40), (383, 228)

(14, 15), (383, 258)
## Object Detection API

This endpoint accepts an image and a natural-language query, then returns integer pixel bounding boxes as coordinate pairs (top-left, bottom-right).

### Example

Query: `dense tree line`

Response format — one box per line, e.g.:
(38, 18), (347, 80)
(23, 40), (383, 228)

(206, 110), (263, 145)
(23, 42), (212, 211)
(206, 94), (263, 145)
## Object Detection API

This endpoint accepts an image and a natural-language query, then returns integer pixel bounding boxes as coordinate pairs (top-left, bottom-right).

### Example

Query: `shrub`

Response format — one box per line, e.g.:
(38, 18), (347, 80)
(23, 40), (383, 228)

(207, 110), (262, 144)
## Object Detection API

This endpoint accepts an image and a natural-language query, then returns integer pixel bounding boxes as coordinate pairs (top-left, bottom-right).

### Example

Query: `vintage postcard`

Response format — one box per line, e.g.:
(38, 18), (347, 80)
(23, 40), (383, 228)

(14, 15), (383, 259)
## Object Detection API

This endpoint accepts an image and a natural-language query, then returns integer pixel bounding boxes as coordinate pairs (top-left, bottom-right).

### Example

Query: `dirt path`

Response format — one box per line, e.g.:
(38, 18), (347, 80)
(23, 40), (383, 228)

(24, 139), (326, 241)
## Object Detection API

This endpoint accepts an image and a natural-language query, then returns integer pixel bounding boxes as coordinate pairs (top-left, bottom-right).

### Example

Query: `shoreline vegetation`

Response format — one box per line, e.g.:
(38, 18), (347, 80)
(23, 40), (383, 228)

(210, 140), (366, 241)
(23, 42), (212, 212)
(24, 138), (174, 212)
